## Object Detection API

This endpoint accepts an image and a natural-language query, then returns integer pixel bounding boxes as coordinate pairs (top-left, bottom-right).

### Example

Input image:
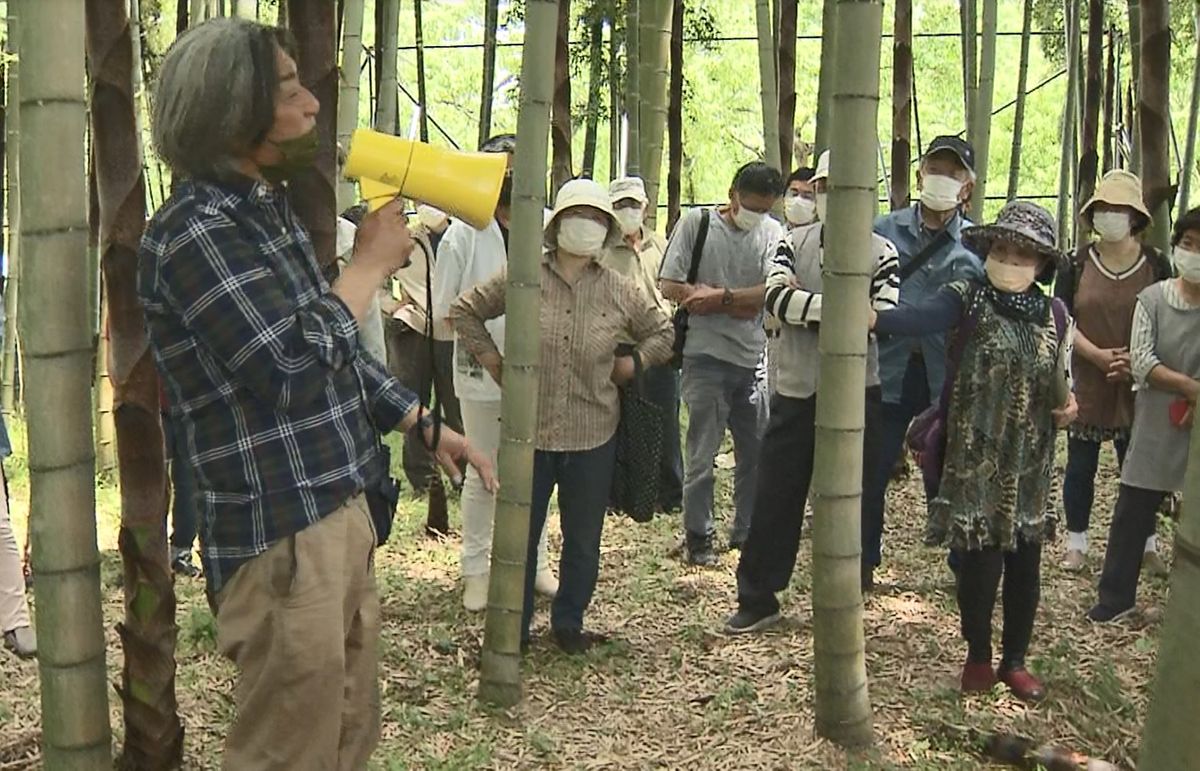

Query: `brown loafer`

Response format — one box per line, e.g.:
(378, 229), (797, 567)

(999, 666), (1045, 703)
(961, 661), (997, 693)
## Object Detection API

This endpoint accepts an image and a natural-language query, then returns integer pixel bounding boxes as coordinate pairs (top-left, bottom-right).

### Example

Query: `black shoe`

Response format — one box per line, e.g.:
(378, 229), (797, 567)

(552, 628), (610, 655)
(727, 532), (748, 551)
(685, 532), (719, 567)
(1086, 603), (1137, 623)
(724, 606), (782, 635)
(171, 551), (202, 578)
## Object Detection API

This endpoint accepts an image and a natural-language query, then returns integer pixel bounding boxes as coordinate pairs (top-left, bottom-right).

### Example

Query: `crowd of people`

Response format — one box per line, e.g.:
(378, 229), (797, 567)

(1, 16), (1197, 770)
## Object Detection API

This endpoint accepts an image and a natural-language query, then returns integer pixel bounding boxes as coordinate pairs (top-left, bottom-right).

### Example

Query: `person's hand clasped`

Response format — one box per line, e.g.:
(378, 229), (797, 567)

(1052, 392), (1079, 429)
(354, 197), (415, 276)
(1105, 349), (1132, 382)
(683, 285), (724, 315)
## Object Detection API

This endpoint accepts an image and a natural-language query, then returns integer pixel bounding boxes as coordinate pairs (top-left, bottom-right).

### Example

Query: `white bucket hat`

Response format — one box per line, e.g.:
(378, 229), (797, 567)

(609, 176), (649, 205)
(544, 178), (623, 249)
(812, 150), (831, 182)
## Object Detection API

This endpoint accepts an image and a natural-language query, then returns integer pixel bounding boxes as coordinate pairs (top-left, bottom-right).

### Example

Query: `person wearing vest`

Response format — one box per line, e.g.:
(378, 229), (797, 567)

(1054, 171), (1173, 574)
(865, 136), (984, 589)
(725, 151), (900, 634)
(871, 201), (1078, 703)
(1087, 207), (1200, 623)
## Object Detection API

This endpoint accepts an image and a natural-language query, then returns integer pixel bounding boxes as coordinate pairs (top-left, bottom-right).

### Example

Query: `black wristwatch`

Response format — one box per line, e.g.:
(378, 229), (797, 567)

(721, 287), (734, 306)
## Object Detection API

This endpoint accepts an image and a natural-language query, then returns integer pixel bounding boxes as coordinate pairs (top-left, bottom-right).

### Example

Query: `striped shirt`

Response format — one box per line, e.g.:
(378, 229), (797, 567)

(138, 176), (419, 596)
(1131, 278), (1200, 388)
(449, 250), (674, 451)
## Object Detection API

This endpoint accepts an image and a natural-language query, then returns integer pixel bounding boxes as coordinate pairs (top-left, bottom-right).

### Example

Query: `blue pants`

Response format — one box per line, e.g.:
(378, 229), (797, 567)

(162, 414), (198, 551)
(862, 353), (938, 568)
(521, 437), (618, 642)
(680, 355), (769, 543)
(1063, 435), (1128, 534)
(641, 363), (684, 511)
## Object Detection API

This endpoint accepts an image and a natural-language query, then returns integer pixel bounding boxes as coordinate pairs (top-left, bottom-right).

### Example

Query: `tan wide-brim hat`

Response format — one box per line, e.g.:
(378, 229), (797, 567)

(544, 178), (623, 250)
(1080, 169), (1153, 229)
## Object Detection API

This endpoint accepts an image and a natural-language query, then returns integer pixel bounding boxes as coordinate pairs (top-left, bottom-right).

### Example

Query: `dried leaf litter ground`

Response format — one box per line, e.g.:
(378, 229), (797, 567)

(0, 432), (1170, 770)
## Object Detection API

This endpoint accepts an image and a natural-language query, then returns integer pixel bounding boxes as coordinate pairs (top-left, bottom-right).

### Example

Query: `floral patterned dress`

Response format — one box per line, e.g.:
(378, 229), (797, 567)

(928, 280), (1066, 551)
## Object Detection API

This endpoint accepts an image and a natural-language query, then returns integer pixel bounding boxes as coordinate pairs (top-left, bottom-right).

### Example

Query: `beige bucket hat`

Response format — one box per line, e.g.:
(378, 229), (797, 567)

(544, 178), (623, 249)
(1080, 170), (1153, 230)
(609, 176), (649, 205)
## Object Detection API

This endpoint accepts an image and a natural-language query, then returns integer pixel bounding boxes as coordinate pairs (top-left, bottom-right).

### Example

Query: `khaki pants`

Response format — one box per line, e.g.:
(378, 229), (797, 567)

(216, 496), (380, 771)
(0, 466), (31, 634)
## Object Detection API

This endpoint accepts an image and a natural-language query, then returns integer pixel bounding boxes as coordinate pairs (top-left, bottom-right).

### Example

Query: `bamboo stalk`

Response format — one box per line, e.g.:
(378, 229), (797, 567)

(1137, 0), (1170, 252)
(414, 0), (429, 142)
(1056, 0), (1081, 248)
(550, 0), (573, 196)
(812, 0), (881, 746)
(1175, 1), (1200, 214)
(608, 17), (621, 180)
(814, 0), (837, 153)
(755, 0), (781, 176)
(666, 0), (683, 231)
(637, 0), (673, 227)
(1007, 0), (1034, 200)
(1102, 26), (1116, 174)
(581, 17), (604, 178)
(2, 9), (21, 418)
(624, 0), (640, 175)
(374, 0), (399, 133)
(478, 0), (500, 149)
(777, 0), (798, 172)
(961, 0), (977, 144)
(889, 0), (912, 211)
(336, 0), (366, 211)
(20, 0), (113, 764)
(1076, 0), (1104, 226)
(1128, 0), (1142, 174)
(477, 0), (557, 709)
(967, 0), (996, 222)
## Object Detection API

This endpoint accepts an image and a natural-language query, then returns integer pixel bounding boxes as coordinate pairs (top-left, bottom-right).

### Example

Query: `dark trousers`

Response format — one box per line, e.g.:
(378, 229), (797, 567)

(521, 437), (618, 642)
(642, 363), (684, 511)
(736, 389), (883, 615)
(162, 414), (197, 551)
(1063, 435), (1129, 533)
(384, 319), (463, 491)
(1096, 484), (1167, 613)
(955, 536), (1042, 668)
(863, 353), (938, 568)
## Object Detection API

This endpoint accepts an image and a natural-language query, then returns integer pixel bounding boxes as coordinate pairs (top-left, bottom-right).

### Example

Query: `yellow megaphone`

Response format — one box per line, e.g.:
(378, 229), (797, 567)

(344, 129), (509, 229)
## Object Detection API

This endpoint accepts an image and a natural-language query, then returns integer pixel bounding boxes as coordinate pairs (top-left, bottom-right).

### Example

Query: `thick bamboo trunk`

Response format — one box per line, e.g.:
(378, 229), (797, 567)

(961, 0), (977, 143)
(889, 0), (912, 211)
(1138, 415), (1200, 769)
(374, 0), (399, 133)
(336, 0), (365, 210)
(777, 0), (798, 172)
(666, 0), (683, 231)
(20, 0), (113, 765)
(1007, 0), (1034, 200)
(1175, 2), (1200, 214)
(1138, 0), (1170, 252)
(754, 0), (781, 176)
(189, 0), (205, 25)
(1103, 26), (1116, 174)
(85, 2), (183, 765)
(624, 0), (640, 175)
(1056, 0), (1081, 248)
(581, 17), (604, 178)
(550, 0), (573, 197)
(2, 12), (20, 418)
(414, 0), (429, 142)
(813, 0), (837, 152)
(1076, 0), (1104, 226)
(1128, 0), (1142, 174)
(476, 0), (557, 709)
(811, 0), (880, 746)
(967, 0), (996, 222)
(637, 0), (672, 227)
(478, 0), (500, 149)
(287, 0), (338, 268)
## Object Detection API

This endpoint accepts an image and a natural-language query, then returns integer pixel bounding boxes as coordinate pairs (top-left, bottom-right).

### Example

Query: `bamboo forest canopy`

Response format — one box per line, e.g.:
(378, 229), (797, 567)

(6, 0), (1200, 225)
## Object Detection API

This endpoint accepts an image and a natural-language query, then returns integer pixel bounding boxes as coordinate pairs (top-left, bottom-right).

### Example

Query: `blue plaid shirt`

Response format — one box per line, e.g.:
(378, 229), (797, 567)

(873, 204), (984, 403)
(138, 176), (418, 596)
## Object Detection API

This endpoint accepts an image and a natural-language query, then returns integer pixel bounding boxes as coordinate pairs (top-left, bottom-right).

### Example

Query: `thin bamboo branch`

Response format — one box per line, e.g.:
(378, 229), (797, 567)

(479, 0), (500, 149)
(336, 0), (366, 210)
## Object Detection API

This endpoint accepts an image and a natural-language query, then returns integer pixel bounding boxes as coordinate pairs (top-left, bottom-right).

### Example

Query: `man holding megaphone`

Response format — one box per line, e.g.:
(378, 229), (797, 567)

(139, 19), (496, 769)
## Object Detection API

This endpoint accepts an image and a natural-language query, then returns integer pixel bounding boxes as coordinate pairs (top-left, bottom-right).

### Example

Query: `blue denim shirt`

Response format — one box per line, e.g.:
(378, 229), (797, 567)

(873, 204), (983, 403)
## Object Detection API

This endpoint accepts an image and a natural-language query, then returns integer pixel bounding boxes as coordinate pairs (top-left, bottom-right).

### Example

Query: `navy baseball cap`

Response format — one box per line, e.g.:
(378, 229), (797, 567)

(924, 135), (976, 174)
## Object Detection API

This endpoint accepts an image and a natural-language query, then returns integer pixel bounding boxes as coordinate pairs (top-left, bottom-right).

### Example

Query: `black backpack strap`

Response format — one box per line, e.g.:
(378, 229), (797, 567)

(684, 209), (710, 285)
(898, 228), (953, 283)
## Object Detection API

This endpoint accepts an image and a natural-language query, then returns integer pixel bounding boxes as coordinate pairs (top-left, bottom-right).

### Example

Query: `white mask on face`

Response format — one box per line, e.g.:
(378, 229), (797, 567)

(1092, 211), (1132, 242)
(920, 174), (965, 212)
(785, 195), (817, 226)
(1173, 246), (1200, 282)
(416, 204), (447, 230)
(815, 192), (828, 222)
(732, 205), (765, 231)
(556, 216), (609, 256)
(985, 257), (1038, 294)
(613, 207), (644, 236)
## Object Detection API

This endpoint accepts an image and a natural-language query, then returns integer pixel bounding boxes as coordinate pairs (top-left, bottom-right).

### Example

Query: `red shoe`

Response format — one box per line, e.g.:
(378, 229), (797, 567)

(961, 661), (997, 693)
(999, 666), (1046, 703)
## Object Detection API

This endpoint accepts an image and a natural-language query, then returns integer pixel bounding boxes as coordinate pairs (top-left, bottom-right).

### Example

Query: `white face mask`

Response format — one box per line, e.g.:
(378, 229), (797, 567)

(416, 204), (447, 231)
(732, 205), (765, 231)
(815, 192), (828, 222)
(985, 257), (1038, 294)
(613, 207), (644, 236)
(785, 195), (817, 226)
(556, 216), (609, 256)
(1092, 211), (1132, 242)
(920, 174), (965, 212)
(1173, 246), (1200, 282)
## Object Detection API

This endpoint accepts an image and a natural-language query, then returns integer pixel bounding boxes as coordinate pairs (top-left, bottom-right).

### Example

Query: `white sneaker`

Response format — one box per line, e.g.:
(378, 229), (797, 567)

(534, 569), (559, 598)
(1061, 549), (1086, 572)
(462, 574), (489, 612)
(3, 626), (37, 659)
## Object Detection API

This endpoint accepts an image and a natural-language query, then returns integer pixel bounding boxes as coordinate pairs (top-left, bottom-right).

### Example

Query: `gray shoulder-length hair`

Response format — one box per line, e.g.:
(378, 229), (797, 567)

(151, 18), (296, 180)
